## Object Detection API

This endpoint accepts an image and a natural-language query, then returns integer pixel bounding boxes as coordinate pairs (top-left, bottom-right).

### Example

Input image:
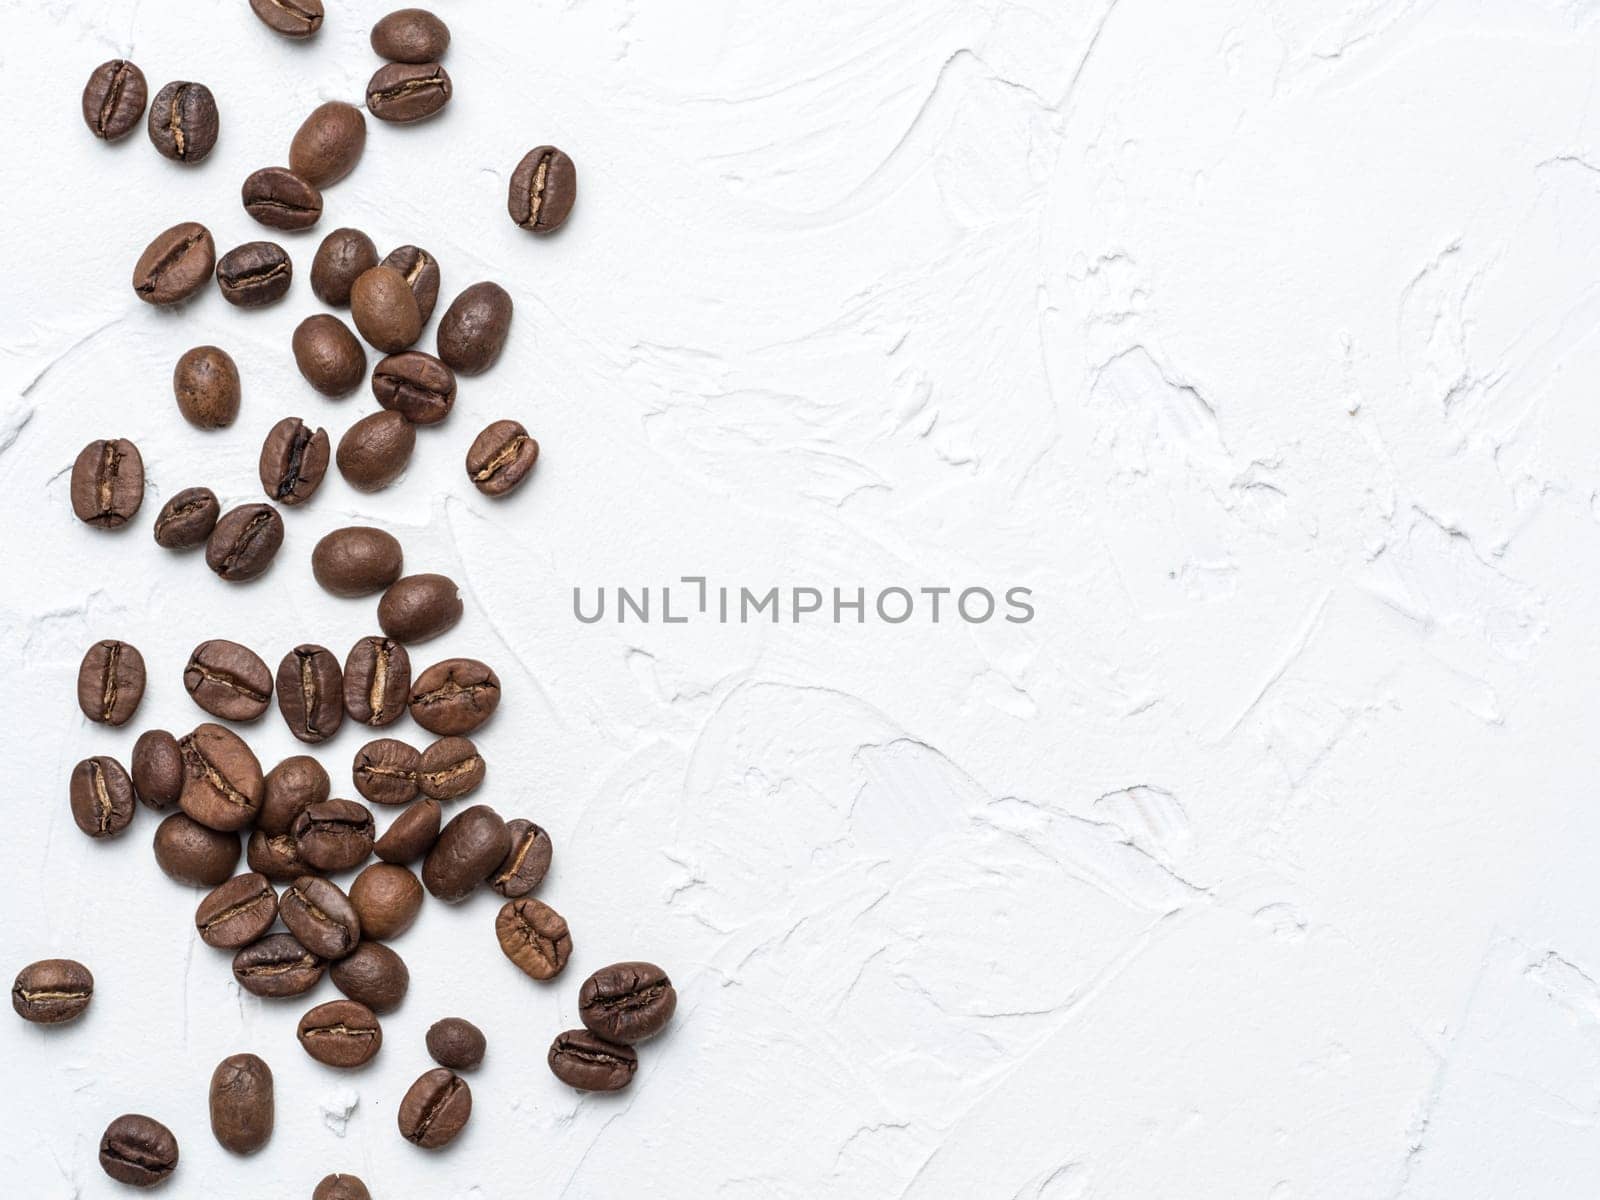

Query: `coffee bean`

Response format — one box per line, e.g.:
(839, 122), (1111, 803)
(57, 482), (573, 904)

(293, 799), (376, 872)
(290, 101), (365, 187)
(495, 897), (572, 980)
(243, 167), (323, 231)
(579, 962), (677, 1043)
(100, 1114), (179, 1187)
(153, 486), (221, 550)
(217, 241), (292, 307)
(437, 283), (512, 375)
(378, 574), (462, 643)
(260, 416), (331, 506)
(292, 314), (367, 398)
(12, 959), (93, 1024)
(425, 1018), (484, 1070)
(509, 146), (577, 233)
(154, 812), (240, 886)
(233, 932), (325, 997)
(250, 0), (323, 37)
(83, 60), (147, 141)
(313, 527), (404, 597)
(173, 345), (241, 430)
(353, 738), (420, 805)
(195, 873), (278, 949)
(247, 829), (309, 882)
(77, 639), (145, 726)
(298, 999), (382, 1068)
(149, 80), (218, 163)
(366, 62), (452, 124)
(409, 658), (501, 735)
(417, 736), (484, 802)
(380, 245), (441, 323)
(489, 819), (551, 898)
(374, 798), (440, 864)
(397, 1068), (471, 1148)
(371, 9), (451, 62)
(179, 723), (264, 831)
(466, 420), (538, 497)
(548, 1029), (637, 1092)
(349, 862), (424, 939)
(185, 639), (273, 722)
(71, 438), (143, 527)
(312, 229), (379, 307)
(261, 755), (330, 834)
(423, 804), (510, 903)
(315, 1175), (371, 1200)
(131, 730), (184, 808)
(337, 411), (416, 492)
(344, 636), (411, 726)
(71, 755), (136, 839)
(372, 352), (455, 425)
(350, 266), (421, 353)
(330, 942), (409, 1013)
(281, 875), (363, 959)
(209, 1053), (274, 1155)
(274, 644), (344, 743)
(206, 503), (284, 582)
(133, 221), (215, 304)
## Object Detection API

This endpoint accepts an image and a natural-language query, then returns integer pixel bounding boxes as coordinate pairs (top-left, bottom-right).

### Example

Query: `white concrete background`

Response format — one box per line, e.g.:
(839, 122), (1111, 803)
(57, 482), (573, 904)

(2, 0), (1598, 1196)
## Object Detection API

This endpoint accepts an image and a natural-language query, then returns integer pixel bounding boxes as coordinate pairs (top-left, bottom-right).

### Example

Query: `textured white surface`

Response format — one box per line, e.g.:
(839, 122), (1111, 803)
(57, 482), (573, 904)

(3, 0), (1599, 1196)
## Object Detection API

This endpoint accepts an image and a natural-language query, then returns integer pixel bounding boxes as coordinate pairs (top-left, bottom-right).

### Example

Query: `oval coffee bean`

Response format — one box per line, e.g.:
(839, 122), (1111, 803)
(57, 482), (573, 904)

(206, 503), (284, 582)
(185, 639), (273, 722)
(426, 1018), (485, 1070)
(466, 420), (538, 497)
(509, 146), (577, 233)
(83, 60), (147, 141)
(313, 527), (404, 597)
(153, 486), (220, 549)
(179, 723), (264, 831)
(378, 574), (461, 643)
(312, 228), (379, 306)
(217, 241), (292, 307)
(337, 411), (415, 492)
(247, 829), (309, 882)
(417, 736), (484, 802)
(243, 167), (323, 231)
(371, 352), (455, 425)
(495, 897), (572, 980)
(579, 962), (677, 1043)
(100, 1114), (179, 1187)
(409, 658), (500, 735)
(232, 933), (325, 997)
(293, 799), (375, 872)
(423, 804), (510, 903)
(133, 221), (215, 305)
(77, 639), (145, 726)
(437, 282), (512, 375)
(71, 438), (143, 527)
(132, 730), (184, 808)
(371, 9), (450, 62)
(277, 644), (344, 743)
(12, 959), (93, 1025)
(374, 798), (440, 864)
(349, 862), (424, 939)
(298, 999), (382, 1068)
(154, 813), (241, 886)
(315, 1175), (372, 1200)
(261, 755), (330, 834)
(260, 416), (330, 506)
(70, 755), (136, 839)
(330, 942), (409, 1013)
(344, 636), (411, 726)
(196, 873), (279, 949)
(489, 819), (551, 898)
(281, 876), (362, 959)
(173, 345), (241, 429)
(292, 314), (367, 398)
(353, 738), (420, 806)
(350, 266), (421, 354)
(209, 1053), (274, 1155)
(290, 101), (365, 187)
(548, 1029), (637, 1092)
(366, 62), (452, 124)
(380, 245), (440, 324)
(149, 80), (218, 163)
(397, 1068), (471, 1148)
(251, 0), (323, 38)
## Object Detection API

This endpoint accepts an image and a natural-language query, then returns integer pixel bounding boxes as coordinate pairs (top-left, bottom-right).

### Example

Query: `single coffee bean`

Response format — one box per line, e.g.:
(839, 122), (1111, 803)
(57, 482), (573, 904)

(311, 228), (379, 306)
(409, 658), (501, 735)
(417, 736), (484, 802)
(466, 420), (538, 497)
(100, 1114), (179, 1187)
(131, 730), (184, 808)
(330, 942), (409, 1013)
(12, 959), (93, 1024)
(373, 798), (440, 864)
(437, 283), (512, 375)
(298, 999), (382, 1068)
(290, 101), (365, 187)
(349, 862), (424, 939)
(154, 812), (240, 885)
(314, 1175), (372, 1200)
(371, 352), (455, 425)
(70, 755), (136, 839)
(247, 829), (309, 881)
(179, 723), (264, 831)
(350, 266), (421, 353)
(149, 80), (218, 162)
(153, 486), (220, 549)
(293, 314), (367, 398)
(495, 897), (572, 980)
(548, 1029), (637, 1092)
(217, 241), (292, 307)
(380, 245), (440, 323)
(260, 416), (331, 506)
(425, 1018), (485, 1070)
(509, 146), (577, 233)
(378, 574), (462, 643)
(243, 167), (323, 231)
(133, 221), (215, 304)
(209, 1053), (274, 1155)
(489, 819), (551, 898)
(366, 62), (452, 124)
(353, 738), (420, 806)
(77, 639), (145, 726)
(206, 503), (284, 582)
(184, 639), (273, 722)
(337, 411), (416, 492)
(397, 1068), (471, 1148)
(344, 636), (411, 726)
(233, 932), (325, 997)
(83, 60), (147, 140)
(313, 527), (404, 597)
(371, 9), (451, 62)
(423, 805), (510, 903)
(250, 0), (323, 38)
(71, 438), (143, 527)
(261, 755), (330, 834)
(278, 644), (345, 743)
(195, 873), (278, 949)
(293, 799), (376, 872)
(281, 876), (362, 959)
(173, 345), (241, 429)
(579, 962), (677, 1043)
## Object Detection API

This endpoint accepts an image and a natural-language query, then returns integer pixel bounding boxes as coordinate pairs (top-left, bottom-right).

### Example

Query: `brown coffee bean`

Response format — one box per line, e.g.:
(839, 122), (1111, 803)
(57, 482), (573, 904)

(290, 101), (366, 187)
(209, 1053), (274, 1155)
(344, 636), (411, 726)
(489, 819), (551, 898)
(77, 639), (145, 726)
(173, 345), (241, 429)
(216, 241), (292, 307)
(509, 146), (577, 233)
(437, 282), (512, 375)
(466, 420), (538, 497)
(374, 799), (441, 864)
(353, 738), (420, 806)
(233, 933), (325, 998)
(247, 829), (309, 882)
(423, 804), (510, 902)
(315, 1175), (371, 1200)
(12, 959), (93, 1024)
(350, 266), (421, 353)
(349, 862), (424, 939)
(100, 1113), (180, 1187)
(185, 640), (273, 722)
(153, 486), (221, 549)
(149, 80), (218, 163)
(281, 876), (362, 959)
(371, 9), (451, 62)
(417, 736), (484, 802)
(425, 1018), (485, 1070)
(133, 221), (215, 304)
(243, 167), (323, 231)
(337, 411), (416, 492)
(330, 942), (409, 1013)
(262, 755), (330, 834)
(260, 416), (330, 506)
(380, 245), (441, 323)
(548, 1029), (637, 1092)
(71, 438), (144, 528)
(70, 755), (136, 839)
(277, 644), (344, 743)
(409, 658), (500, 735)
(378, 574), (461, 643)
(83, 60), (147, 140)
(154, 813), (241, 886)
(195, 873), (279, 949)
(251, 0), (323, 37)
(397, 1068), (471, 1148)
(366, 62), (452, 124)
(578, 962), (677, 1043)
(132, 731), (184, 809)
(293, 799), (375, 872)
(180, 724), (264, 831)
(292, 314), (367, 398)
(495, 897), (572, 980)
(372, 352), (455, 425)
(298, 999), (382, 1068)
(313, 527), (404, 597)
(206, 503), (285, 582)
(311, 228), (379, 306)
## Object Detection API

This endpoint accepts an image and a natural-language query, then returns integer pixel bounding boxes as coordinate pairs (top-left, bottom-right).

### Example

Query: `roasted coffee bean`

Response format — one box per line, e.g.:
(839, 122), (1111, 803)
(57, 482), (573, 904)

(154, 486), (221, 549)
(312, 228), (380, 307)
(579, 962), (677, 1043)
(292, 314), (366, 398)
(424, 804), (510, 903)
(417, 736), (484, 802)
(548, 1029), (637, 1092)
(260, 417), (330, 506)
(344, 636), (411, 726)
(293, 799), (375, 872)
(330, 942), (409, 1013)
(315, 1175), (371, 1200)
(233, 933), (325, 997)
(100, 1114), (179, 1187)
(366, 62), (452, 124)
(149, 80), (218, 163)
(495, 897), (572, 980)
(350, 266), (421, 353)
(426, 1018), (484, 1070)
(261, 755), (330, 834)
(154, 812), (240, 885)
(437, 283), (512, 375)
(133, 221), (215, 304)
(509, 146), (577, 233)
(371, 9), (450, 62)
(489, 819), (551, 898)
(209, 1053), (274, 1155)
(374, 798), (440, 864)
(378, 574), (461, 643)
(281, 876), (362, 959)
(12, 959), (93, 1024)
(290, 101), (365, 187)
(466, 420), (538, 497)
(409, 658), (501, 735)
(247, 829), (308, 882)
(397, 1068), (471, 1148)
(278, 644), (344, 743)
(298, 999), (382, 1068)
(313, 527), (404, 597)
(251, 0), (323, 38)
(173, 345), (241, 429)
(132, 730), (184, 808)
(371, 352), (455, 425)
(77, 639), (145, 726)
(71, 438), (143, 527)
(206, 503), (284, 582)
(380, 245), (440, 323)
(337, 411), (415, 492)
(70, 755), (136, 839)
(217, 241), (292, 307)
(179, 723), (264, 831)
(83, 60), (147, 140)
(349, 862), (424, 939)
(185, 639), (273, 722)
(353, 738), (420, 806)
(195, 873), (278, 950)
(243, 167), (323, 231)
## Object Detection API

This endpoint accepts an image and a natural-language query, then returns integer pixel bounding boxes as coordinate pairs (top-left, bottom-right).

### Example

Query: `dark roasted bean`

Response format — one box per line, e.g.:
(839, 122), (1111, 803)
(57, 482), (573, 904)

(195, 873), (279, 949)
(153, 486), (221, 549)
(12, 959), (93, 1025)
(77, 639), (145, 726)
(337, 411), (415, 492)
(293, 314), (367, 398)
(185, 639), (273, 722)
(233, 933), (325, 997)
(417, 736), (484, 802)
(70, 755), (136, 839)
(372, 352), (455, 425)
(397, 1068), (471, 1147)
(290, 101), (365, 187)
(149, 80), (218, 163)
(100, 1114), (179, 1187)
(261, 755), (330, 835)
(366, 62), (452, 124)
(277, 645), (344, 743)
(371, 9), (450, 62)
(437, 282), (512, 374)
(259, 417), (330, 505)
(71, 438), (143, 527)
(281, 876), (362, 960)
(409, 658), (500, 735)
(217, 241), (293, 307)
(250, 0), (324, 38)
(298, 999), (382, 1068)
(311, 228), (380, 306)
(349, 862), (424, 939)
(548, 1029), (637, 1092)
(292, 799), (375, 872)
(426, 1017), (485, 1070)
(380, 245), (440, 323)
(373, 799), (440, 864)
(242, 167), (323, 231)
(466, 420), (538, 497)
(173, 345), (241, 429)
(578, 962), (677, 1043)
(209, 1053), (274, 1155)
(495, 897), (571, 980)
(131, 730), (184, 809)
(247, 829), (309, 882)
(206, 504), (284, 582)
(350, 266), (421, 353)
(509, 146), (577, 233)
(329, 941), (409, 1013)
(154, 813), (240, 886)
(344, 636), (411, 726)
(489, 819), (551, 898)
(378, 573), (461, 643)
(313, 528), (404, 598)
(179, 723), (264, 831)
(133, 221), (215, 304)
(424, 805), (510, 903)
(353, 738), (420, 806)
(83, 60), (147, 140)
